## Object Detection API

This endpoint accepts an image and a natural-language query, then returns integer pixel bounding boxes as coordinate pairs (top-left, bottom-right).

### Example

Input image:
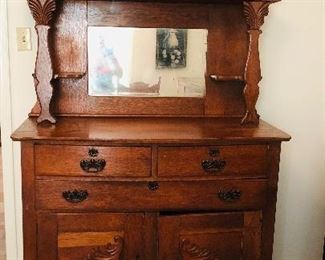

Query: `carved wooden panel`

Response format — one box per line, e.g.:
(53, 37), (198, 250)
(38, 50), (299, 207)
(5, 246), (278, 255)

(37, 213), (145, 260)
(159, 212), (262, 260)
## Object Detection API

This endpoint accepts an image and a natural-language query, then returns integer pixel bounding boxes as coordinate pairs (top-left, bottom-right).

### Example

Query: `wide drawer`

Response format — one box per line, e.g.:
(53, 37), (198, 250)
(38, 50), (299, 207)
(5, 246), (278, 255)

(158, 145), (268, 178)
(36, 179), (267, 211)
(35, 145), (152, 177)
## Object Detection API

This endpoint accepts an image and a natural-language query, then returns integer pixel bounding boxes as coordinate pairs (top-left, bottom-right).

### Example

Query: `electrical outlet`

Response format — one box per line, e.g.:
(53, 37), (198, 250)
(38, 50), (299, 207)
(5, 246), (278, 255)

(16, 27), (32, 51)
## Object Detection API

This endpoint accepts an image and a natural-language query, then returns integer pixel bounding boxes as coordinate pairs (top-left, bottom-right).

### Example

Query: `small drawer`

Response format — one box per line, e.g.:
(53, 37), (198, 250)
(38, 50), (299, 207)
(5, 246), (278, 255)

(35, 145), (152, 177)
(36, 179), (267, 211)
(158, 145), (268, 178)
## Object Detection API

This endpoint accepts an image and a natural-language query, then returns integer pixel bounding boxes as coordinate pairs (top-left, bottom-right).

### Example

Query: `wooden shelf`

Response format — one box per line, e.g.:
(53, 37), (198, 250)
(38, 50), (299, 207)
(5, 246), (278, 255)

(209, 75), (245, 82)
(54, 72), (86, 79)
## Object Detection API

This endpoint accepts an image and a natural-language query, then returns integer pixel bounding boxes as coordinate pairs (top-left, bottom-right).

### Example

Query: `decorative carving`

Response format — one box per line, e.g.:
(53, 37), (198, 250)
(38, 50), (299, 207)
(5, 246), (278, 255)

(243, 2), (271, 31)
(27, 0), (57, 123)
(181, 239), (219, 260)
(241, 1), (273, 126)
(87, 236), (124, 260)
(218, 188), (241, 202)
(28, 0), (56, 25)
(80, 159), (106, 173)
(62, 189), (88, 203)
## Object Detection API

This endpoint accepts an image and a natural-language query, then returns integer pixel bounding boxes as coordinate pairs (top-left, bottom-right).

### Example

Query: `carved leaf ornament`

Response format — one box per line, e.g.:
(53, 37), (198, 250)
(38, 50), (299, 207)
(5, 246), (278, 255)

(181, 239), (219, 260)
(28, 0), (57, 25)
(87, 236), (124, 260)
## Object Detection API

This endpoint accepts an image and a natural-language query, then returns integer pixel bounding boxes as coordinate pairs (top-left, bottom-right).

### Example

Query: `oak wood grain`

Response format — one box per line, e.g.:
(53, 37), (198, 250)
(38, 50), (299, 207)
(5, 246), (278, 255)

(36, 179), (267, 211)
(11, 117), (291, 143)
(35, 145), (152, 177)
(158, 145), (268, 178)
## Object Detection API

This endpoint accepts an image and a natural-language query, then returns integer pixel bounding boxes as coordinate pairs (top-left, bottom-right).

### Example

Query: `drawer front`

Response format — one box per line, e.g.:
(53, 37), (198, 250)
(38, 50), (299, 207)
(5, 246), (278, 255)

(158, 145), (268, 178)
(35, 145), (152, 177)
(36, 180), (267, 211)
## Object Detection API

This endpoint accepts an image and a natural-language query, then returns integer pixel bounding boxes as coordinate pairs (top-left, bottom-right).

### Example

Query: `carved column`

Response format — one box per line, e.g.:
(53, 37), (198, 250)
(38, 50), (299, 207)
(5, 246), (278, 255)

(27, 0), (57, 124)
(242, 1), (273, 126)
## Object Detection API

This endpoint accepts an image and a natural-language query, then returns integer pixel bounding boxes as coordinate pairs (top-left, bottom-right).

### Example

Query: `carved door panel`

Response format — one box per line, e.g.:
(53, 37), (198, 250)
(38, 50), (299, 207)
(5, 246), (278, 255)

(158, 212), (262, 260)
(37, 213), (150, 260)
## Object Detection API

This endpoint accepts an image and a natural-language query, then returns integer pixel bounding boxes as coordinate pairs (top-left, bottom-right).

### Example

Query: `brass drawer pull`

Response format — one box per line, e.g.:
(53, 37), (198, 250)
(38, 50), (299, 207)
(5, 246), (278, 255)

(80, 159), (106, 173)
(148, 181), (159, 191)
(201, 159), (226, 173)
(218, 189), (241, 202)
(62, 189), (88, 203)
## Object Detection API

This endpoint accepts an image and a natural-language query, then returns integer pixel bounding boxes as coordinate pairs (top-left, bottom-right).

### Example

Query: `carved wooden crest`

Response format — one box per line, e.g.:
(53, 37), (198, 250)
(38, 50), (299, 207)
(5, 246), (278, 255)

(87, 236), (124, 260)
(243, 2), (271, 30)
(181, 239), (219, 260)
(28, 0), (56, 25)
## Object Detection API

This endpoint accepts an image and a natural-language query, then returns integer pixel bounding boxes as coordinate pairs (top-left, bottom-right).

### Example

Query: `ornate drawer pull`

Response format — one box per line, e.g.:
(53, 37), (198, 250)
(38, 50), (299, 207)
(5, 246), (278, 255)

(201, 159), (226, 173)
(218, 189), (241, 202)
(63, 189), (88, 203)
(148, 181), (159, 191)
(80, 159), (106, 173)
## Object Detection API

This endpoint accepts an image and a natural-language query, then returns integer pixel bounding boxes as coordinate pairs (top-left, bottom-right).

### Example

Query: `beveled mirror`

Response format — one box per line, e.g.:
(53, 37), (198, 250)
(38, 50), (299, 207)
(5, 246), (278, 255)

(88, 27), (208, 97)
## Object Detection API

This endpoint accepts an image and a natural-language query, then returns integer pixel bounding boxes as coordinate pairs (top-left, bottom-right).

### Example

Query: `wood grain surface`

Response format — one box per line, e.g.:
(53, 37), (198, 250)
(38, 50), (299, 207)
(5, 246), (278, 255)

(36, 179), (267, 211)
(11, 117), (291, 143)
(35, 145), (152, 177)
(158, 145), (268, 177)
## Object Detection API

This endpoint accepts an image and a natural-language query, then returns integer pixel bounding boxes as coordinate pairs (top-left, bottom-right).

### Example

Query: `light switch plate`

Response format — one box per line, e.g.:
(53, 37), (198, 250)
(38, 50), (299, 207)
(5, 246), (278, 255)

(16, 27), (32, 51)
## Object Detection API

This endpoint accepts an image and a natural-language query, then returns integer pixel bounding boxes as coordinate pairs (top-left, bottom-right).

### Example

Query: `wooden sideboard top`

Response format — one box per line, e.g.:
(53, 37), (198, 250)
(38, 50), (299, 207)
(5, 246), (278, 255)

(11, 117), (290, 143)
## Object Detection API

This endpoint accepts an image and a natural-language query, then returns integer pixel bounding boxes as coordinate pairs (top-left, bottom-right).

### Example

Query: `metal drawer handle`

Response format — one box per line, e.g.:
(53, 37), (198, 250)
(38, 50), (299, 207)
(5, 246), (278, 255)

(201, 159), (226, 173)
(218, 189), (241, 202)
(80, 159), (106, 173)
(148, 181), (159, 191)
(63, 189), (88, 203)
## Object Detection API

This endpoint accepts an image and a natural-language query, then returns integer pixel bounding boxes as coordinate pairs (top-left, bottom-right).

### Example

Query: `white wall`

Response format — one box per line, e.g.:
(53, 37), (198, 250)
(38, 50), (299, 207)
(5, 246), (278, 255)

(1, 1), (36, 259)
(259, 0), (325, 259)
(1, 0), (324, 259)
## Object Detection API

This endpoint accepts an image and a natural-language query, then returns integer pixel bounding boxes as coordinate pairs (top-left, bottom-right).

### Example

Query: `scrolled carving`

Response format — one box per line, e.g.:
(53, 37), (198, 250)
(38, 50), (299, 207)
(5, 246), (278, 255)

(87, 236), (124, 260)
(28, 0), (57, 25)
(181, 239), (219, 260)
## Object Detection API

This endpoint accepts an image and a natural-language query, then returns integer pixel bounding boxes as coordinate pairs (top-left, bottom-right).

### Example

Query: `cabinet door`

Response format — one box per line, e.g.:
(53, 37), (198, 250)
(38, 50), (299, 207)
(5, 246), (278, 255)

(37, 213), (154, 260)
(158, 212), (262, 260)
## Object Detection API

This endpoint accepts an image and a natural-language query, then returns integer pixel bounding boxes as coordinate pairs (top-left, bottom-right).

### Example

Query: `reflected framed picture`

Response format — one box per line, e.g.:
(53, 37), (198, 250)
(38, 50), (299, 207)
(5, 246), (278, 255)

(156, 29), (187, 69)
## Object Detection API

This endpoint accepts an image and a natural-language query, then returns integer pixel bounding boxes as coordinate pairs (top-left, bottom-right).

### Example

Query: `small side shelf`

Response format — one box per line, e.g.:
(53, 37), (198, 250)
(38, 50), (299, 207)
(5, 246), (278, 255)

(54, 72), (86, 79)
(209, 75), (245, 82)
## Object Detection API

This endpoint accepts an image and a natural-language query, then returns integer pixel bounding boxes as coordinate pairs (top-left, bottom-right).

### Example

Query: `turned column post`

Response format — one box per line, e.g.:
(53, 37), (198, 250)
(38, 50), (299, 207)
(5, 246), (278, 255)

(242, 1), (275, 126)
(27, 0), (57, 124)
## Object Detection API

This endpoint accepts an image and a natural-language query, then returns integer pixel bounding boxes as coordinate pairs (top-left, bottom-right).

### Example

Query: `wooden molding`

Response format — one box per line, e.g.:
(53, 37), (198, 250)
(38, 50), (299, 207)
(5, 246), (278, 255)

(87, 236), (123, 260)
(180, 239), (219, 260)
(28, 0), (57, 124)
(241, 1), (272, 126)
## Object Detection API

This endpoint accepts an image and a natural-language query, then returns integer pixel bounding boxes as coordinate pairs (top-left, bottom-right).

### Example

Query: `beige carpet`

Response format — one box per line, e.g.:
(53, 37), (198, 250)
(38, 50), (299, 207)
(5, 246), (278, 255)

(0, 148), (5, 259)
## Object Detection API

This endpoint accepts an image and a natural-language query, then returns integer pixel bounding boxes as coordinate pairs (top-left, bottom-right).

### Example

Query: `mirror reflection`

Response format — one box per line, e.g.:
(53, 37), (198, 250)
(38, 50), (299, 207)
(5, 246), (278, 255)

(88, 27), (207, 97)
